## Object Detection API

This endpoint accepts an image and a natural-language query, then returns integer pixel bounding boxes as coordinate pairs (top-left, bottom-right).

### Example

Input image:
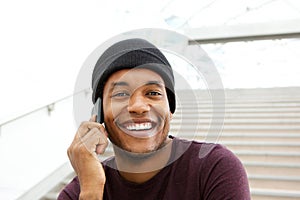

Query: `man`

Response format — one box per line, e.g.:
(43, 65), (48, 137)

(58, 38), (250, 199)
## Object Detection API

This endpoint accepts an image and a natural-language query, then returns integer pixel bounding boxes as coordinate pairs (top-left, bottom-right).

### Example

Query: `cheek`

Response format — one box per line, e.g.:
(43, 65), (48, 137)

(154, 103), (170, 116)
(110, 101), (128, 119)
(103, 98), (127, 119)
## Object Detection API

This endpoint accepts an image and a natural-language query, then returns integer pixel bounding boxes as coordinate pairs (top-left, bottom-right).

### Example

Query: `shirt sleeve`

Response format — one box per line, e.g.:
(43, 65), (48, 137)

(200, 144), (251, 200)
(57, 177), (80, 200)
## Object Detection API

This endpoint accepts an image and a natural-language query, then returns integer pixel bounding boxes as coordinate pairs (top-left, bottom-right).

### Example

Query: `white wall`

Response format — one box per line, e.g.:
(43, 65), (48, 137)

(0, 97), (75, 199)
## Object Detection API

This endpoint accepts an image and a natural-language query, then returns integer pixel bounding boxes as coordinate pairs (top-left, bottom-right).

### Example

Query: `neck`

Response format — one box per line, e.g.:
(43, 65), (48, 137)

(114, 137), (173, 183)
(119, 170), (161, 184)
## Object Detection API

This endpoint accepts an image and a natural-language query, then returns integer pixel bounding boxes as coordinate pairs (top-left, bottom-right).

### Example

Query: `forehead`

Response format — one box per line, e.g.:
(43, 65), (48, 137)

(105, 68), (165, 88)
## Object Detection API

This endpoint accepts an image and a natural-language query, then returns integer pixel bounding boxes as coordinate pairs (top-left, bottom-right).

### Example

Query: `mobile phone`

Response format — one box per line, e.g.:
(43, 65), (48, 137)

(92, 97), (102, 123)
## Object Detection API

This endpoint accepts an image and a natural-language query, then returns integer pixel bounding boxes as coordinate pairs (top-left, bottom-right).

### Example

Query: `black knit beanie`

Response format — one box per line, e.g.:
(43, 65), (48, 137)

(92, 38), (176, 123)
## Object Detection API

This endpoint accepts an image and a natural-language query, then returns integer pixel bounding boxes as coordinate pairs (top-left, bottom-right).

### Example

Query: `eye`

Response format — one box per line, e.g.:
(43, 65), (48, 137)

(146, 91), (162, 96)
(111, 92), (130, 98)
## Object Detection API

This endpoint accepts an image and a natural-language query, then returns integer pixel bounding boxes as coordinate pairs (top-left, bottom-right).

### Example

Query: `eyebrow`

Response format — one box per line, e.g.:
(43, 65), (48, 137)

(145, 81), (164, 88)
(111, 80), (164, 89)
(112, 81), (128, 87)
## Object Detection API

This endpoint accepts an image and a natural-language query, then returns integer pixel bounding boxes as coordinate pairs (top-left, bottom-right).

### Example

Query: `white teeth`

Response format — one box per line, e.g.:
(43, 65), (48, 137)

(126, 122), (152, 131)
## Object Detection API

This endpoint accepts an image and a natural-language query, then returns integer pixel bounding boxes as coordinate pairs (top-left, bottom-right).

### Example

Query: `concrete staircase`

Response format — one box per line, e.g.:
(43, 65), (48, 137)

(18, 87), (300, 200)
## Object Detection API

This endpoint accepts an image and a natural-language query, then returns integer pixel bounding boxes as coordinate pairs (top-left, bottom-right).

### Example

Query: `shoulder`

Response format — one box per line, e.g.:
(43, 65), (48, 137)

(177, 137), (246, 176)
(173, 136), (235, 163)
(184, 141), (250, 199)
(173, 137), (251, 199)
(169, 137), (244, 179)
(192, 140), (245, 174)
(174, 136), (239, 161)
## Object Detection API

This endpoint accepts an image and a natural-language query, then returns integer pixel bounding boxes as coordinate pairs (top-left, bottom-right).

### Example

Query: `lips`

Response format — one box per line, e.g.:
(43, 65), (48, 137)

(125, 122), (152, 131)
(116, 119), (158, 138)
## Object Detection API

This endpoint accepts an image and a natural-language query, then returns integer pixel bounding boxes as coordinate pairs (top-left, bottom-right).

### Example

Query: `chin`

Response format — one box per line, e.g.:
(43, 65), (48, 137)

(112, 142), (162, 162)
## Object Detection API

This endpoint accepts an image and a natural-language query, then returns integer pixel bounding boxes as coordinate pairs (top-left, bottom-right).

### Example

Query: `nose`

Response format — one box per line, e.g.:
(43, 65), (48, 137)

(127, 93), (150, 114)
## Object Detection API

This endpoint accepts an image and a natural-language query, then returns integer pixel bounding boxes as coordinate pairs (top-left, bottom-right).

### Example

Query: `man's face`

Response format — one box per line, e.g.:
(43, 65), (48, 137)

(102, 68), (172, 154)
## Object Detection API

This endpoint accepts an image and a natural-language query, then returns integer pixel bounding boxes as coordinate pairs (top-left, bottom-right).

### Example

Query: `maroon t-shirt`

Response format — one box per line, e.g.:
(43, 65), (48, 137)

(58, 137), (250, 200)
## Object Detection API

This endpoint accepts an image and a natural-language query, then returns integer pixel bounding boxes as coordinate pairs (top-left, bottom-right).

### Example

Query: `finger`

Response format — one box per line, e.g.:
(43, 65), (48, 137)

(83, 127), (108, 145)
(99, 125), (108, 138)
(89, 115), (97, 122)
(81, 128), (100, 152)
(95, 129), (108, 154)
(81, 127), (108, 153)
(96, 142), (108, 154)
(82, 121), (102, 130)
(75, 121), (103, 139)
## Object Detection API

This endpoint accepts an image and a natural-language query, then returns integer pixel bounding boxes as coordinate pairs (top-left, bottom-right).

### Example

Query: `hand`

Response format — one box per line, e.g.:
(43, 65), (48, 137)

(67, 115), (108, 199)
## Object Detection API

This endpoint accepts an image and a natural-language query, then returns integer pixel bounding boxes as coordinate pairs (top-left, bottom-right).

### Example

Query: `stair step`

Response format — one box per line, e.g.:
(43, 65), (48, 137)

(170, 124), (300, 132)
(41, 192), (58, 200)
(180, 132), (300, 136)
(173, 113), (300, 118)
(177, 102), (300, 108)
(186, 135), (300, 143)
(221, 141), (300, 152)
(244, 162), (300, 176)
(177, 107), (300, 112)
(172, 118), (300, 125)
(249, 175), (300, 190)
(177, 108), (300, 113)
(213, 136), (300, 143)
(251, 188), (300, 200)
(234, 151), (300, 163)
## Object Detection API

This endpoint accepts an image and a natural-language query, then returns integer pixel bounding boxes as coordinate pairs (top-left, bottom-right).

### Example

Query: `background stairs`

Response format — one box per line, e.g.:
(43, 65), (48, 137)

(18, 87), (300, 200)
(172, 88), (300, 200)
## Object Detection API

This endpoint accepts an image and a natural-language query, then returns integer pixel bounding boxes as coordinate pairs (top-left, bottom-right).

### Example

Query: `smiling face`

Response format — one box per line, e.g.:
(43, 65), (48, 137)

(102, 68), (172, 154)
